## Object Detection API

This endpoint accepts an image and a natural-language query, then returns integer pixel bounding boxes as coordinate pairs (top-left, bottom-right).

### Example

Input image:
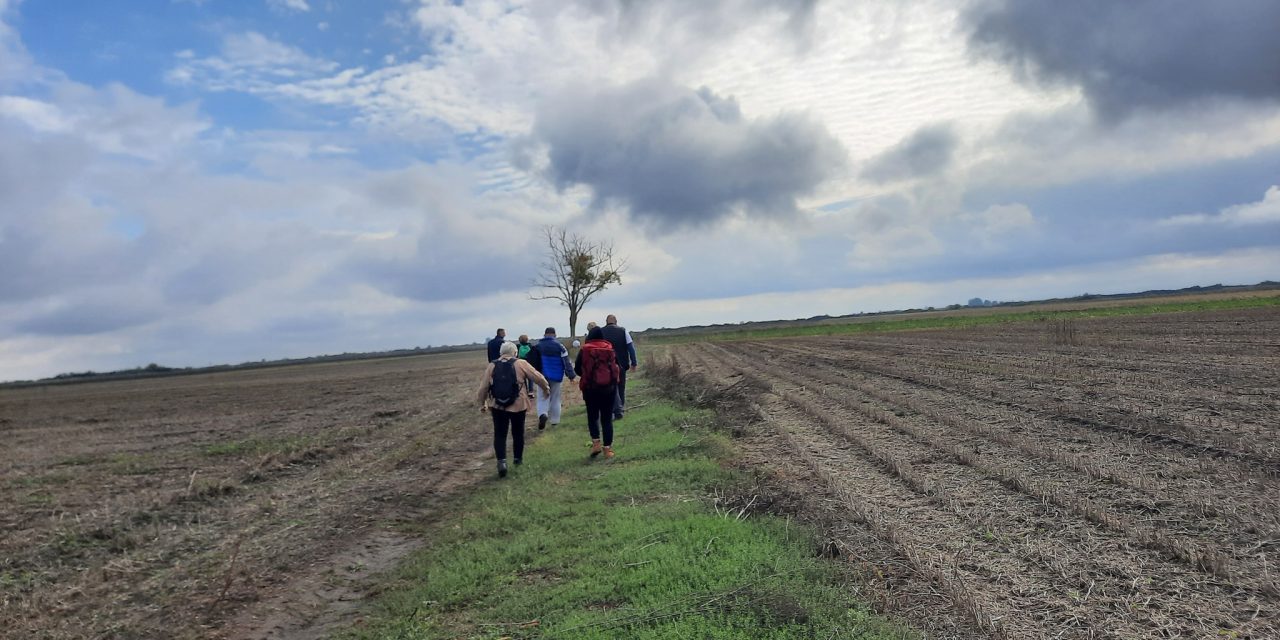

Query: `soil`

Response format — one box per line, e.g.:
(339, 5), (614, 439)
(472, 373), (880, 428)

(0, 351), (578, 639)
(670, 307), (1280, 639)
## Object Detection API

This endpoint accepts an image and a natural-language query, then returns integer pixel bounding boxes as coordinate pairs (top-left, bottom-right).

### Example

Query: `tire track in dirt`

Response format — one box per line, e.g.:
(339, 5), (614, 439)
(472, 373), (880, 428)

(722, 342), (1280, 596)
(689, 342), (1279, 638)
(779, 338), (1280, 469)
(823, 335), (1280, 457)
(753, 340), (1280, 539)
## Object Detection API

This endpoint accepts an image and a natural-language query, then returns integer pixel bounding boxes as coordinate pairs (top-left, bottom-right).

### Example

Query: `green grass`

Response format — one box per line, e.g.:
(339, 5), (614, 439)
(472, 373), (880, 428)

(343, 381), (913, 640)
(647, 294), (1280, 344)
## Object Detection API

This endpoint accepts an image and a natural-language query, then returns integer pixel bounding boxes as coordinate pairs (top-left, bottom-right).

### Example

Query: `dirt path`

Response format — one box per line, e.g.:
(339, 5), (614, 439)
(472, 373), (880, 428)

(670, 308), (1280, 639)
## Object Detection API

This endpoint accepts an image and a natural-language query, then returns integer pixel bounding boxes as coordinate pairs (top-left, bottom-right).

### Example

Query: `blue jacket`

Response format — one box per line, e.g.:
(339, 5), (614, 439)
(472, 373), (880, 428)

(486, 335), (504, 362)
(536, 336), (575, 382)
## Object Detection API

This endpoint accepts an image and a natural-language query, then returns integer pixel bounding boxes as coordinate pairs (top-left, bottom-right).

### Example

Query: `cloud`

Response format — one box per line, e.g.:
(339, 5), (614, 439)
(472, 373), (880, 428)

(1161, 186), (1280, 227)
(860, 122), (958, 183)
(965, 0), (1280, 119)
(530, 78), (847, 230)
(268, 0), (310, 12)
(564, 0), (819, 61)
(167, 31), (337, 91)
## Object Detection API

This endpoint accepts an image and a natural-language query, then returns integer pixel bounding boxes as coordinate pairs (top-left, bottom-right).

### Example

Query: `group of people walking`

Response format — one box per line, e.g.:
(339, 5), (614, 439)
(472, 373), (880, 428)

(477, 316), (638, 478)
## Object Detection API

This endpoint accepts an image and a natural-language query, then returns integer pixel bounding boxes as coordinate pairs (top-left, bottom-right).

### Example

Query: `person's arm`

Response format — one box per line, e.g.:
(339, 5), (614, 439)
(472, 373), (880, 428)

(625, 330), (638, 369)
(521, 360), (550, 395)
(561, 346), (576, 379)
(573, 349), (584, 377)
(476, 363), (494, 410)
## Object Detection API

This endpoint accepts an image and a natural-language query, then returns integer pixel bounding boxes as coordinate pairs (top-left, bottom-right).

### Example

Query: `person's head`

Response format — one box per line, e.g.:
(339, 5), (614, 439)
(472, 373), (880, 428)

(606, 314), (618, 325)
(586, 321), (598, 331)
(587, 326), (604, 341)
(571, 339), (581, 348)
(496, 328), (506, 338)
(518, 334), (529, 344)
(499, 342), (518, 358)
(544, 327), (556, 337)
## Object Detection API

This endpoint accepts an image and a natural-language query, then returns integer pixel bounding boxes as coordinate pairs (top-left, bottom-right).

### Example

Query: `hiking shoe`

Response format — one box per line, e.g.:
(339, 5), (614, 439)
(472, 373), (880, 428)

(514, 458), (522, 465)
(497, 459), (508, 478)
(590, 440), (603, 457)
(538, 414), (548, 430)
(613, 413), (624, 421)
(603, 446), (615, 459)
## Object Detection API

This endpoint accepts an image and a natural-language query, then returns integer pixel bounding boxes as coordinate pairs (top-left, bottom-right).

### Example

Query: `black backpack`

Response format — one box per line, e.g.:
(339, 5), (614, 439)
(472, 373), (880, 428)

(522, 344), (543, 372)
(489, 359), (521, 408)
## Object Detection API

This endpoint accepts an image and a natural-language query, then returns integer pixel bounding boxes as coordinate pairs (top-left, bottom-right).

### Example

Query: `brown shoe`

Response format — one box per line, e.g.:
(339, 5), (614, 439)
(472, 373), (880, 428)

(603, 446), (614, 459)
(589, 439), (603, 457)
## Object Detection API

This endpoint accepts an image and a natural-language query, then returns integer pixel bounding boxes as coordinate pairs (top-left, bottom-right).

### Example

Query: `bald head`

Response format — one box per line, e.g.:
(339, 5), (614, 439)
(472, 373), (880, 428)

(606, 314), (618, 325)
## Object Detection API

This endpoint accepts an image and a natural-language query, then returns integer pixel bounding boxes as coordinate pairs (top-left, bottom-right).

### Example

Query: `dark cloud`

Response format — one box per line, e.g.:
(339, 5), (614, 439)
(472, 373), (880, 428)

(532, 78), (847, 230)
(965, 0), (1280, 119)
(861, 123), (957, 183)
(15, 298), (157, 336)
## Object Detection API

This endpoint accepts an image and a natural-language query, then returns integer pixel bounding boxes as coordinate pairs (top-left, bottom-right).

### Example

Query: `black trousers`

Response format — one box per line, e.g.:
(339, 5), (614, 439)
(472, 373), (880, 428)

(613, 367), (628, 416)
(584, 387), (615, 446)
(491, 409), (526, 461)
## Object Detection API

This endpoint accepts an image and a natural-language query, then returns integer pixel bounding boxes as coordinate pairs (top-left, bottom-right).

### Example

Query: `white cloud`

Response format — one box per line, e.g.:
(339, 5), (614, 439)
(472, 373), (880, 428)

(166, 31), (337, 91)
(1161, 186), (1280, 227)
(0, 95), (70, 132)
(268, 0), (310, 12)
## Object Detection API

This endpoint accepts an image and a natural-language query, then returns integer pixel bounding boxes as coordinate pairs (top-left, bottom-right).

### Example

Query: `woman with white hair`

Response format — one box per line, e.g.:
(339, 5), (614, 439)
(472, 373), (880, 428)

(477, 341), (549, 477)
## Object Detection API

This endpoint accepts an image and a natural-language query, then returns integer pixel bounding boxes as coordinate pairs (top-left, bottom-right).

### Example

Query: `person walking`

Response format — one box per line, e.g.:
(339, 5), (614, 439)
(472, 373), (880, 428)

(516, 334), (535, 394)
(600, 314), (637, 420)
(486, 328), (506, 362)
(575, 326), (621, 459)
(534, 327), (576, 430)
(478, 342), (549, 478)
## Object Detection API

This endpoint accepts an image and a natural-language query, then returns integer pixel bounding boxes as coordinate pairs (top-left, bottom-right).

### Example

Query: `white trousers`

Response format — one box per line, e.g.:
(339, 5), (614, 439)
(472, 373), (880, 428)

(537, 379), (564, 423)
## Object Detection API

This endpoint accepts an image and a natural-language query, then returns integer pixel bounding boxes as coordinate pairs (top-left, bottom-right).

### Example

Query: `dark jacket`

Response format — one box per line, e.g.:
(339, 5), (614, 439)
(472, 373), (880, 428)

(486, 335), (504, 362)
(601, 324), (637, 368)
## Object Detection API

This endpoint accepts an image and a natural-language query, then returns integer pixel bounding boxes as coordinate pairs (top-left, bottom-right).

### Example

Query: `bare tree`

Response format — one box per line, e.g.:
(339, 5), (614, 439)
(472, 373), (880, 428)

(531, 227), (625, 340)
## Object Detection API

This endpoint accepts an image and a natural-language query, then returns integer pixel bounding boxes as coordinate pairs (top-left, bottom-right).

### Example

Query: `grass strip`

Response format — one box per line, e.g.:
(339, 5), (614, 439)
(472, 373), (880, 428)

(646, 294), (1280, 344)
(343, 380), (914, 639)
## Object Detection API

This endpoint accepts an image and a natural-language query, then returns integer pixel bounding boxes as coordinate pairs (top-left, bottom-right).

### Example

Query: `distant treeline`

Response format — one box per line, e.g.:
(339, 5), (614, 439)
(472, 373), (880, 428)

(1, 344), (480, 389)
(7, 281), (1276, 388)
(634, 281), (1280, 339)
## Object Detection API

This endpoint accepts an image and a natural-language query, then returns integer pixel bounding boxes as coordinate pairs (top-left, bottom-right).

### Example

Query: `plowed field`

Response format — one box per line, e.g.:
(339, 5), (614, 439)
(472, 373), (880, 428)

(0, 352), (521, 639)
(671, 307), (1280, 639)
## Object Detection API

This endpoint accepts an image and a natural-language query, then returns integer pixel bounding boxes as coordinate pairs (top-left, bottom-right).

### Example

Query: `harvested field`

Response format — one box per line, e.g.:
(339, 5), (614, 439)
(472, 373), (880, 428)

(669, 306), (1280, 639)
(0, 352), (526, 639)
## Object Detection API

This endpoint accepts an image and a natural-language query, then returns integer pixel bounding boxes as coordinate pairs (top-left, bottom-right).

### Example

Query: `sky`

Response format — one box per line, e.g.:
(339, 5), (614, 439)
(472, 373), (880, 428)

(1, 0), (1279, 381)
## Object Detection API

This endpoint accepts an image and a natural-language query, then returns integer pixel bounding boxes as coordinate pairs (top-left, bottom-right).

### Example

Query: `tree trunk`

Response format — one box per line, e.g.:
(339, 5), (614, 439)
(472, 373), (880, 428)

(569, 307), (579, 342)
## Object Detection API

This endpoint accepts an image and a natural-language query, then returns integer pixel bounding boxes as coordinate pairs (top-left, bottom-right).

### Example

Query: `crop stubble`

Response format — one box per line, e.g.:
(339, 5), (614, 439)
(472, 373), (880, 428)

(672, 307), (1280, 639)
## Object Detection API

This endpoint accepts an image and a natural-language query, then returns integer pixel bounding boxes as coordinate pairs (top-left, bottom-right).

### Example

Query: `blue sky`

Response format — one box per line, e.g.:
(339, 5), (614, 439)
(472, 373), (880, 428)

(1, 0), (1278, 381)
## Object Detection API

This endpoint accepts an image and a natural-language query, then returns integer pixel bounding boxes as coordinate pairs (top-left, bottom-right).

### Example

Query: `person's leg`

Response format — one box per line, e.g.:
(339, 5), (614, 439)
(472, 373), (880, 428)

(536, 383), (550, 417)
(585, 391), (604, 456)
(511, 410), (526, 463)
(601, 398), (614, 448)
(492, 410), (508, 460)
(613, 368), (627, 418)
(585, 394), (601, 441)
(492, 410), (510, 477)
(549, 379), (563, 424)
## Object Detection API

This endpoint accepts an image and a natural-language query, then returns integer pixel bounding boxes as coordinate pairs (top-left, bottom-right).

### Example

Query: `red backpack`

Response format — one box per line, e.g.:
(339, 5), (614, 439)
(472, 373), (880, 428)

(579, 341), (620, 391)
